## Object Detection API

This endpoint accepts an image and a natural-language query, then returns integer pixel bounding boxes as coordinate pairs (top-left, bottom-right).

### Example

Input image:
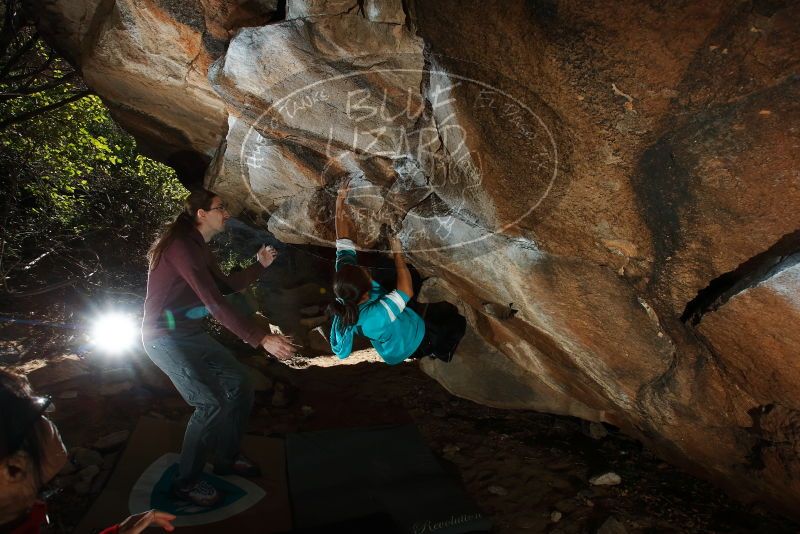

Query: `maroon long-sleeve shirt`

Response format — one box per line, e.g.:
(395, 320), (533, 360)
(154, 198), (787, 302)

(142, 227), (267, 347)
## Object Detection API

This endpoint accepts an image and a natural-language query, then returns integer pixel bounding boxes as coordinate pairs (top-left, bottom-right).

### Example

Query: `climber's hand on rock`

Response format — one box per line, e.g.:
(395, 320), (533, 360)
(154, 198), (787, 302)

(337, 177), (352, 201)
(389, 236), (404, 254)
(335, 178), (357, 239)
(261, 334), (296, 360)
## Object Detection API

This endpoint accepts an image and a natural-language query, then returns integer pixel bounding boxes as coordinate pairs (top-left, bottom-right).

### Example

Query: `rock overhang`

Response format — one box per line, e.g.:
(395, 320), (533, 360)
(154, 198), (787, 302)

(31, 0), (800, 518)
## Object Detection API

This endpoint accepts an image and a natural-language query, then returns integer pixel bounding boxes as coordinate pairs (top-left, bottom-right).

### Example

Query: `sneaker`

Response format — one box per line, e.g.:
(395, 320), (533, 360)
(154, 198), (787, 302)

(173, 479), (223, 507)
(213, 453), (262, 478)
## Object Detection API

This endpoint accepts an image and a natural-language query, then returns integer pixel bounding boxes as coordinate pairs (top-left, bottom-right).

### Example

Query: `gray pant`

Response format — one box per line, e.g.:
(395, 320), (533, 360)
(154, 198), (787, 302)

(144, 332), (254, 484)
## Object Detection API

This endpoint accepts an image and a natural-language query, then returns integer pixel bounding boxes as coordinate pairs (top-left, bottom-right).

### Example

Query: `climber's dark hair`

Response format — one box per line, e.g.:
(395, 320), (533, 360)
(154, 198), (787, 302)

(327, 264), (372, 327)
(147, 189), (218, 269)
(0, 370), (45, 481)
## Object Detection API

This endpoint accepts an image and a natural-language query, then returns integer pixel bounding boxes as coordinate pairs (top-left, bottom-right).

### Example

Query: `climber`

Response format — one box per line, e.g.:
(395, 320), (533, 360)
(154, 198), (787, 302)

(141, 189), (296, 507)
(0, 369), (177, 534)
(327, 180), (466, 364)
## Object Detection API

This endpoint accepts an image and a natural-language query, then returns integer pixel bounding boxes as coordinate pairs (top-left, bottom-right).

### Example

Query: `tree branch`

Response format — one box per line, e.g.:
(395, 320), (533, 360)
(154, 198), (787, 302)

(2, 277), (78, 298)
(0, 71), (78, 100)
(0, 29), (38, 80)
(3, 54), (55, 83)
(0, 89), (91, 130)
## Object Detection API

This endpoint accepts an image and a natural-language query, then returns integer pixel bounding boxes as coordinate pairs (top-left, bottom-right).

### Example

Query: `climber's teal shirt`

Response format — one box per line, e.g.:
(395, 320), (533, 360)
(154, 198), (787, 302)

(329, 239), (425, 365)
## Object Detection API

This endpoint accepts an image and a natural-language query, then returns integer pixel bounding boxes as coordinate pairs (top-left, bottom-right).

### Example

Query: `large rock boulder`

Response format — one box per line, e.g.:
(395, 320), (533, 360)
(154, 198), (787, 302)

(33, 0), (800, 518)
(30, 0), (281, 174)
(697, 256), (800, 498)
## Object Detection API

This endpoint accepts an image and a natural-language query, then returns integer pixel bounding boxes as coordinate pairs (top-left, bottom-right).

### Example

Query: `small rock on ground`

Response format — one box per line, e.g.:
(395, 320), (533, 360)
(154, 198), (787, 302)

(89, 468), (113, 494)
(74, 465), (100, 495)
(590, 472), (622, 486)
(98, 381), (133, 396)
(597, 516), (627, 534)
(488, 485), (508, 496)
(100, 367), (135, 382)
(443, 443), (460, 455)
(92, 430), (130, 451)
(102, 452), (119, 470)
(58, 460), (78, 476)
(71, 447), (103, 468)
(589, 422), (609, 440)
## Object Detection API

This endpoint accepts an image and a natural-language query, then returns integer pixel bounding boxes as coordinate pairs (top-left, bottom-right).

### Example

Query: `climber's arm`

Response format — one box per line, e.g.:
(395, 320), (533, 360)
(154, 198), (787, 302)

(389, 237), (413, 298)
(335, 179), (356, 241)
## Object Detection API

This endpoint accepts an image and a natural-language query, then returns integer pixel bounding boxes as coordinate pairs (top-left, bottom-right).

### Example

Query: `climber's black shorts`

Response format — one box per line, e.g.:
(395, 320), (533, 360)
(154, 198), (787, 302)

(409, 302), (467, 362)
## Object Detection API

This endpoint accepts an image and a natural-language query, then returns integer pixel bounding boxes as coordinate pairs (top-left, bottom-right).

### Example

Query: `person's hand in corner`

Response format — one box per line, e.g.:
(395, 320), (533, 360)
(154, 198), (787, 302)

(118, 510), (176, 533)
(261, 333), (297, 360)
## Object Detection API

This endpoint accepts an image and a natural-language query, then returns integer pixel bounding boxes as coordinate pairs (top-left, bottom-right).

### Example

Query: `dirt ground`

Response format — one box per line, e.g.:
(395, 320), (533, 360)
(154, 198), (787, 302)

(7, 342), (796, 534)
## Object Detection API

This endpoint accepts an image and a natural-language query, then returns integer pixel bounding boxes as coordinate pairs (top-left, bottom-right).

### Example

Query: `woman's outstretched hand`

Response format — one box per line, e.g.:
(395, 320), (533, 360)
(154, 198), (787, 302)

(257, 245), (278, 268)
(261, 334), (297, 360)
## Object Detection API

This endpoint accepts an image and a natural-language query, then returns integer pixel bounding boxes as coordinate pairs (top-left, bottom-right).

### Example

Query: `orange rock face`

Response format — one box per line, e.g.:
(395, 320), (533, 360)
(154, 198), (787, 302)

(33, 0), (800, 517)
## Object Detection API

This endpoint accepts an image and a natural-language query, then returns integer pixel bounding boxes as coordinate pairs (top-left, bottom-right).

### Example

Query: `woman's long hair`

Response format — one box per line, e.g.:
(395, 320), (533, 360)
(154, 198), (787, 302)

(147, 189), (217, 270)
(327, 264), (372, 328)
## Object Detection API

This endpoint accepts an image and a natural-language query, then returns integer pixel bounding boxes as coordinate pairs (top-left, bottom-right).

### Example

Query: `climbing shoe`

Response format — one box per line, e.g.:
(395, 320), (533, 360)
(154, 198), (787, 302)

(173, 479), (223, 507)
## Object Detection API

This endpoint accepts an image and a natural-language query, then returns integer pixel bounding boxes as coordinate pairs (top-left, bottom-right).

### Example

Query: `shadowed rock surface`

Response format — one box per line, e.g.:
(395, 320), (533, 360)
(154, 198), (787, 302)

(31, 0), (800, 517)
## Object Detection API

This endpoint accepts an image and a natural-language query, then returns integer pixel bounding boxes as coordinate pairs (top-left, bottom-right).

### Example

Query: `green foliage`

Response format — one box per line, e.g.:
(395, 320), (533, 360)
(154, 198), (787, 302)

(0, 74), (186, 294)
(215, 248), (254, 276)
